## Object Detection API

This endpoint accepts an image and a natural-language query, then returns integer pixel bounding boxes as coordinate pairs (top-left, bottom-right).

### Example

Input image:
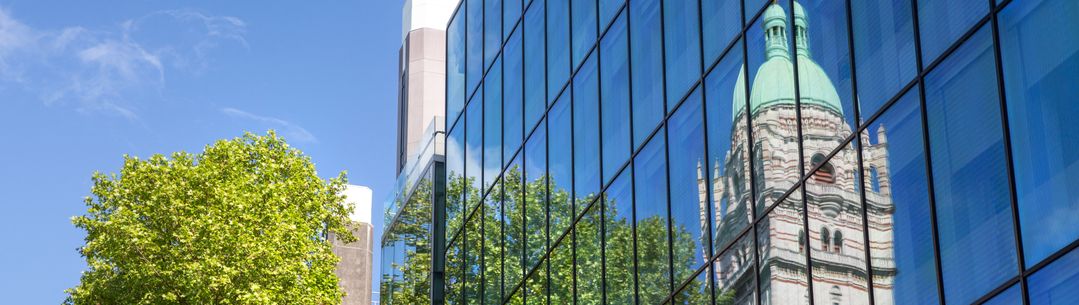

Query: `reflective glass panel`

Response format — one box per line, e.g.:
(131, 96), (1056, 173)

(449, 122), (467, 238)
(548, 0), (571, 103)
(467, 91), (485, 205)
(916, 0), (988, 65)
(484, 58), (503, 192)
(526, 119), (549, 271)
(599, 0), (623, 30)
(505, 156), (526, 290)
(465, 207), (483, 304)
(796, 0), (857, 169)
(924, 26), (1018, 305)
(634, 131), (671, 303)
(862, 89), (940, 305)
(526, 260), (549, 304)
(600, 11), (631, 185)
(468, 0), (484, 94)
(663, 0), (701, 106)
(574, 54), (601, 213)
(506, 27), (525, 164)
(571, 0), (597, 69)
(629, 0), (665, 149)
(668, 88), (710, 286)
(701, 0), (742, 66)
(998, 0), (1079, 267)
(549, 94), (574, 241)
(485, 0), (502, 68)
(550, 236), (575, 304)
(851, 0), (917, 119)
(1029, 246), (1079, 305)
(705, 41), (753, 254)
(449, 9), (467, 124)
(673, 267), (710, 304)
(604, 168), (636, 304)
(505, 0), (522, 40)
(714, 233), (757, 305)
(806, 141), (869, 305)
(982, 284), (1022, 305)
(447, 239), (464, 305)
(576, 202), (603, 304)
(485, 180), (505, 305)
(757, 189), (809, 305)
(524, 1), (547, 132)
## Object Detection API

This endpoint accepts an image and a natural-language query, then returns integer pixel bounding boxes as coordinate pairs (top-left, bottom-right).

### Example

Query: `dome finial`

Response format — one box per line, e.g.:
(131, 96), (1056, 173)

(763, 3), (789, 59)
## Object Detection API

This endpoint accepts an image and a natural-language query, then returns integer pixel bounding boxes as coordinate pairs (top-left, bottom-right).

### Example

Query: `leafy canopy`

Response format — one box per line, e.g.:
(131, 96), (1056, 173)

(66, 131), (355, 305)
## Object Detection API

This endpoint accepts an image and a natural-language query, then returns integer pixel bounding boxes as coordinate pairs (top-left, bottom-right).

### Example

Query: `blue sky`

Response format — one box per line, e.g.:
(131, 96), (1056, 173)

(0, 0), (403, 302)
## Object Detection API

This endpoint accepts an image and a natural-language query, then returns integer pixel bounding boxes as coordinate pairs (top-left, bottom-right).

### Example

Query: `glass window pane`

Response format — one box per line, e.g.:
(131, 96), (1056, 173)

(449, 124), (467, 238)
(668, 89), (710, 286)
(924, 26), (1018, 305)
(526, 260), (549, 304)
(526, 119), (548, 271)
(705, 42), (753, 254)
(571, 0), (597, 69)
(663, 0), (701, 106)
(634, 131), (671, 303)
(506, 157), (526, 290)
(485, 180), (505, 305)
(702, 0), (742, 66)
(673, 267), (711, 303)
(549, 94), (574, 241)
(524, 1), (547, 133)
(714, 233), (757, 305)
(599, 0), (623, 30)
(604, 168), (635, 304)
(484, 58), (504, 192)
(982, 284), (1022, 305)
(505, 27), (525, 164)
(629, 0), (665, 149)
(467, 91), (485, 205)
(465, 207), (483, 304)
(851, 0), (917, 119)
(550, 237), (575, 304)
(757, 189), (809, 305)
(1029, 246), (1079, 305)
(574, 54), (601, 212)
(916, 0), (988, 65)
(548, 0), (571, 103)
(862, 89), (940, 304)
(505, 0), (522, 40)
(747, 1), (797, 213)
(485, 0), (503, 68)
(998, 0), (1079, 267)
(447, 239), (464, 305)
(449, 9), (467, 124)
(600, 11), (631, 185)
(468, 0), (484, 95)
(806, 141), (870, 305)
(576, 203), (603, 304)
(796, 0), (858, 170)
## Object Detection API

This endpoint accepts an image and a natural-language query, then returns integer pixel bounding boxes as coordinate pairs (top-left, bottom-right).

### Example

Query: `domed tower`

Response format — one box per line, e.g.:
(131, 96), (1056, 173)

(707, 2), (896, 305)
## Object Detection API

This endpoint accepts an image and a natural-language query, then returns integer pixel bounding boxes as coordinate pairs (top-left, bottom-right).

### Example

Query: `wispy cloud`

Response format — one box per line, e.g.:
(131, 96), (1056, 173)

(0, 7), (246, 120)
(220, 107), (318, 143)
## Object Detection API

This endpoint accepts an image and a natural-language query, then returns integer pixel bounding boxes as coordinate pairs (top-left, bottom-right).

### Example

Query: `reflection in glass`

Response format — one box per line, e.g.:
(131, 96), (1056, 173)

(635, 131), (671, 304)
(574, 54), (601, 213)
(705, 41), (752, 254)
(982, 284), (1022, 305)
(448, 9), (466, 123)
(757, 189), (808, 305)
(862, 89), (940, 305)
(467, 0), (483, 94)
(629, 0), (665, 149)
(505, 157), (526, 292)
(915, 0), (988, 65)
(547, 0), (571, 103)
(550, 236), (574, 304)
(504, 0), (521, 40)
(599, 0), (623, 30)
(571, 0), (597, 69)
(701, 0), (741, 66)
(714, 233), (757, 305)
(380, 174), (436, 305)
(673, 268), (710, 304)
(604, 168), (635, 304)
(600, 11), (631, 186)
(448, 124), (467, 239)
(998, 0), (1079, 267)
(806, 141), (870, 305)
(505, 26), (525, 164)
(576, 203), (603, 304)
(745, 2), (797, 214)
(1029, 247), (1079, 304)
(464, 206), (483, 304)
(466, 92), (484, 208)
(484, 179), (505, 305)
(668, 88), (710, 287)
(483, 57), (503, 192)
(525, 119), (548, 272)
(526, 260), (549, 305)
(924, 26), (1017, 305)
(447, 239), (463, 305)
(795, 0), (857, 166)
(524, 1), (546, 131)
(548, 94), (574, 241)
(851, 0), (916, 118)
(662, 0), (701, 106)
(484, 0), (502, 68)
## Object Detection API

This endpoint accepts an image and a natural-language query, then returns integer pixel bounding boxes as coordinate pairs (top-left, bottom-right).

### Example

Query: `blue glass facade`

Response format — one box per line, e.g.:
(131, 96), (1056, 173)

(427, 0), (1079, 304)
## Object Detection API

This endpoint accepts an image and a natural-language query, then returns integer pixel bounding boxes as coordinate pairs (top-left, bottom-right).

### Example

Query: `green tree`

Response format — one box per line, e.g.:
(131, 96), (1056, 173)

(66, 131), (355, 305)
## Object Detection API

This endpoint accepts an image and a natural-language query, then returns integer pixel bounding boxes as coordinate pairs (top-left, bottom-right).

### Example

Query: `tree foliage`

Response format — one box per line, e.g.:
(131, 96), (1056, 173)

(66, 131), (355, 305)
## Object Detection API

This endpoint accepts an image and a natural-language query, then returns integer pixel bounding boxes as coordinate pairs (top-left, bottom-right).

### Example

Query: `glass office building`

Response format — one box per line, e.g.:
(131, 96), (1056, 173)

(434, 0), (1079, 304)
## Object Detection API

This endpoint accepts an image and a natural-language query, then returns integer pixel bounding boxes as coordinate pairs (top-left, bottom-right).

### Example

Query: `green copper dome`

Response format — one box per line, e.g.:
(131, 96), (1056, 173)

(733, 1), (843, 119)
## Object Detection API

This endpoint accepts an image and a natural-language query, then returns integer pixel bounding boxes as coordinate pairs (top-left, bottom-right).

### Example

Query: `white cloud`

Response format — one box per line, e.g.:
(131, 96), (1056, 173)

(0, 7), (247, 120)
(220, 107), (318, 143)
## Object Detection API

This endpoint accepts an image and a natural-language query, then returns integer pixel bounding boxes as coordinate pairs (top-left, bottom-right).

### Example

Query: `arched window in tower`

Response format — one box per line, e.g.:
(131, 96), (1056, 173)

(821, 227), (831, 252)
(830, 285), (842, 305)
(811, 153), (835, 184)
(798, 229), (806, 253)
(870, 166), (881, 192)
(833, 230), (843, 253)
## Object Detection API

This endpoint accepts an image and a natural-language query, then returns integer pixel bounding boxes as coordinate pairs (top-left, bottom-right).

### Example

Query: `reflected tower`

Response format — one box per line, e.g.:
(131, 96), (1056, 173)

(702, 2), (896, 305)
